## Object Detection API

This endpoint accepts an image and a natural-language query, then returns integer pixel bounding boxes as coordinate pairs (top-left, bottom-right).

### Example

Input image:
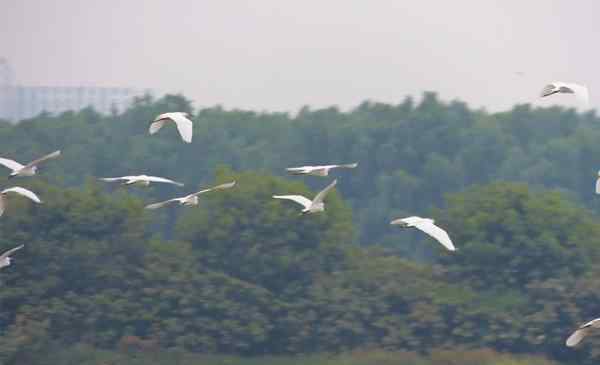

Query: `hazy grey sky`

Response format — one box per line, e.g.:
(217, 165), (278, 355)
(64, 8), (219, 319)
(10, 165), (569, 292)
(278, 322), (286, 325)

(2, 0), (599, 112)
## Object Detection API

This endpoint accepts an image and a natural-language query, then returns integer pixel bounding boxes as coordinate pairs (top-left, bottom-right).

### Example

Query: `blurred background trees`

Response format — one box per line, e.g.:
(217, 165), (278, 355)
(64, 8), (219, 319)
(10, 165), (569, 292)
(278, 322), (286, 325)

(1, 93), (600, 364)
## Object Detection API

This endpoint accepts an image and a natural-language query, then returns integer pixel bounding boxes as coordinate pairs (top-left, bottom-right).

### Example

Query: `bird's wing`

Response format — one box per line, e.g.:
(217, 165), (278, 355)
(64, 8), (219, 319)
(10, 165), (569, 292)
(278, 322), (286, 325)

(190, 181), (236, 197)
(143, 176), (185, 186)
(595, 178), (600, 194)
(540, 83), (559, 97)
(390, 216), (421, 226)
(149, 119), (166, 135)
(1, 187), (42, 203)
(312, 179), (337, 204)
(402, 216), (422, 225)
(144, 198), (181, 210)
(390, 218), (407, 226)
(318, 164), (343, 169)
(24, 150), (61, 169)
(169, 113), (193, 143)
(0, 244), (24, 260)
(582, 318), (600, 328)
(414, 221), (456, 251)
(153, 112), (171, 122)
(99, 176), (129, 182)
(566, 328), (589, 347)
(272, 195), (312, 209)
(304, 165), (335, 170)
(286, 166), (310, 173)
(0, 157), (24, 171)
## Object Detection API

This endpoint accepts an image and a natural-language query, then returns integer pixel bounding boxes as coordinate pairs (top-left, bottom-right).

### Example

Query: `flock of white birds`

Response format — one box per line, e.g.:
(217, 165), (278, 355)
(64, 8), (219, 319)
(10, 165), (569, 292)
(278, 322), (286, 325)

(0, 82), (595, 348)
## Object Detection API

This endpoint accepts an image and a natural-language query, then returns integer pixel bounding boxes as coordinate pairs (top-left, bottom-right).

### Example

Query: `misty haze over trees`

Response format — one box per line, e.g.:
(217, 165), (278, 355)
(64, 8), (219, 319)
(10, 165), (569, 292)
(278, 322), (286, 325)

(1, 93), (599, 365)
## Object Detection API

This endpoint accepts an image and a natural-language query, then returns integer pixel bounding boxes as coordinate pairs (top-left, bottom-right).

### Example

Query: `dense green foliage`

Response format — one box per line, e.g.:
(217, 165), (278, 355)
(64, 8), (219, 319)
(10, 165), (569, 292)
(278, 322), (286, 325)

(1, 94), (600, 364)
(2, 93), (600, 249)
(25, 346), (562, 365)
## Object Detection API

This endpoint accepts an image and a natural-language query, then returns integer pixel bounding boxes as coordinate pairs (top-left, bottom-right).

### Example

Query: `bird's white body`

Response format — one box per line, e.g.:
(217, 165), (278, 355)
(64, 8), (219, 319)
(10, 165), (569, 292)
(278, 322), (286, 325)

(390, 216), (456, 251)
(273, 179), (337, 214)
(0, 187), (42, 217)
(0, 256), (11, 269)
(0, 150), (61, 178)
(540, 81), (589, 105)
(100, 175), (184, 187)
(595, 171), (600, 194)
(145, 181), (236, 209)
(566, 318), (600, 347)
(286, 163), (358, 177)
(0, 244), (24, 269)
(149, 112), (193, 143)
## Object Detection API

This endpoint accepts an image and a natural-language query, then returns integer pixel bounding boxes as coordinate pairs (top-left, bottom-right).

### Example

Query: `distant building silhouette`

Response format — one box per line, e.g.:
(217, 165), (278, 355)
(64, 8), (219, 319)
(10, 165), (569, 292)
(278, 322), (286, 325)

(0, 58), (149, 122)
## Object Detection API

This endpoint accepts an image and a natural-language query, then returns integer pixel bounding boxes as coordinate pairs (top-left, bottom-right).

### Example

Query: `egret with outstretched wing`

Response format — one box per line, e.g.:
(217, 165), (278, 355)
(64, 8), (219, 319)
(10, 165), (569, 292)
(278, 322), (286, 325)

(0, 187), (42, 217)
(145, 181), (235, 209)
(390, 216), (455, 251)
(540, 82), (589, 105)
(0, 244), (24, 269)
(273, 179), (337, 214)
(100, 175), (184, 187)
(149, 112), (193, 143)
(286, 163), (358, 177)
(566, 318), (600, 347)
(0, 150), (61, 178)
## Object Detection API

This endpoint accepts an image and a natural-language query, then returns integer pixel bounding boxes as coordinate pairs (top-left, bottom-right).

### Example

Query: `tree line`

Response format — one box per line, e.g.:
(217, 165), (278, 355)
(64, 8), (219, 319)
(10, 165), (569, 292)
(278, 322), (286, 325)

(0, 94), (599, 364)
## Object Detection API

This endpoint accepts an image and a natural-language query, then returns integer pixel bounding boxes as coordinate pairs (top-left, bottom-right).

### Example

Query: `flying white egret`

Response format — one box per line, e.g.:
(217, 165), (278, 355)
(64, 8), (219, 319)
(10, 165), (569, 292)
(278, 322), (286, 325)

(0, 187), (42, 217)
(145, 181), (235, 209)
(273, 179), (337, 214)
(540, 82), (589, 105)
(390, 216), (456, 251)
(0, 150), (61, 178)
(566, 318), (600, 347)
(149, 112), (193, 143)
(286, 163), (358, 177)
(100, 175), (184, 187)
(0, 245), (25, 269)
(0, 244), (24, 270)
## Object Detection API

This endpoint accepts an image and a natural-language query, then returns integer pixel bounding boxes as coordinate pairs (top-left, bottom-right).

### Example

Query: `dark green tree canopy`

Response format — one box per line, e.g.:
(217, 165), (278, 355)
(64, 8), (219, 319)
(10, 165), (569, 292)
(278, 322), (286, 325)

(2, 94), (600, 364)
(439, 183), (600, 290)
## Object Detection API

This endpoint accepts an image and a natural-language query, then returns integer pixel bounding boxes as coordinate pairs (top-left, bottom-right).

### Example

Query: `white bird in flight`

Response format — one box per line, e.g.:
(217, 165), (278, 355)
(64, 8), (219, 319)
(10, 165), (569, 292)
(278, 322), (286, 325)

(0, 187), (42, 217)
(566, 318), (600, 347)
(145, 181), (236, 209)
(0, 244), (24, 270)
(100, 175), (184, 187)
(540, 82), (589, 105)
(0, 150), (61, 178)
(149, 112), (193, 143)
(286, 163), (358, 177)
(273, 179), (337, 214)
(390, 216), (456, 251)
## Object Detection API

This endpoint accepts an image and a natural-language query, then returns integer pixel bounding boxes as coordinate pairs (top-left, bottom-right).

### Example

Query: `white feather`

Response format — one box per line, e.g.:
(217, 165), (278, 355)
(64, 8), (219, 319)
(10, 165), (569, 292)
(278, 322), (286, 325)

(0, 157), (24, 171)
(272, 195), (313, 209)
(150, 112), (193, 143)
(391, 216), (456, 251)
(1, 187), (42, 203)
